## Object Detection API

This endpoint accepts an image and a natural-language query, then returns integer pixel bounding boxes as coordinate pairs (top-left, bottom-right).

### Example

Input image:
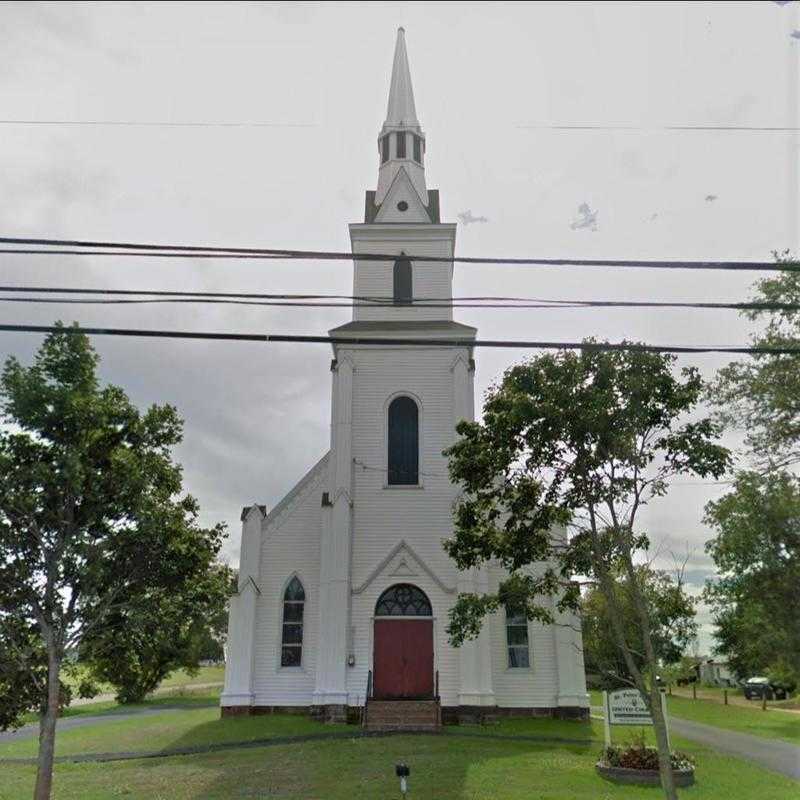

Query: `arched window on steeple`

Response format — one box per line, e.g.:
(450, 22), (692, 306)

(388, 396), (419, 485)
(381, 135), (390, 164)
(393, 255), (412, 304)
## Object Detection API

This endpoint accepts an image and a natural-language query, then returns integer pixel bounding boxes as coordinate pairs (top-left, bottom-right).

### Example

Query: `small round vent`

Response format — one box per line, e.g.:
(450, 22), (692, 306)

(397, 201), (409, 212)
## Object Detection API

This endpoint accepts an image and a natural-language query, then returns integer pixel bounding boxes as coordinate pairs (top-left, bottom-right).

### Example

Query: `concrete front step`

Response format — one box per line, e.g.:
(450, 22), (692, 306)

(364, 700), (441, 731)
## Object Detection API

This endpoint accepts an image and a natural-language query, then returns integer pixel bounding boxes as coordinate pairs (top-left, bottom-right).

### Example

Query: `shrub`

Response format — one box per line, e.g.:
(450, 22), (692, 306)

(601, 736), (695, 772)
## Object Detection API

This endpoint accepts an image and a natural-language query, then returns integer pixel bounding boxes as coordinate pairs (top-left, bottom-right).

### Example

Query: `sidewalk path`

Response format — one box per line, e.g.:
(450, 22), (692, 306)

(0, 682), (222, 745)
(592, 705), (800, 780)
(0, 703), (217, 745)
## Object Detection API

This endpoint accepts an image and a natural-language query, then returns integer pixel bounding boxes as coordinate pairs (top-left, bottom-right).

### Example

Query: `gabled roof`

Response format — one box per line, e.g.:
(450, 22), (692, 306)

(263, 451), (330, 529)
(374, 167), (430, 223)
(352, 539), (456, 595)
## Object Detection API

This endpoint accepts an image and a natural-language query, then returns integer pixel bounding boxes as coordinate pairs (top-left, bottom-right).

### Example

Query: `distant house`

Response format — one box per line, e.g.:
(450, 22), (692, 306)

(699, 659), (736, 686)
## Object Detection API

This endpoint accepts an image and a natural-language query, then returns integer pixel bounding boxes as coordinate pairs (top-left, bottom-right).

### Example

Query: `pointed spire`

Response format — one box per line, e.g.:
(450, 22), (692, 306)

(374, 28), (427, 207)
(384, 27), (419, 129)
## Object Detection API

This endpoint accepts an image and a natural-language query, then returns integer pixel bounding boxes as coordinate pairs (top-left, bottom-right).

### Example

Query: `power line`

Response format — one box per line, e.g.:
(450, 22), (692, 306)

(0, 293), (798, 313)
(0, 286), (797, 312)
(2, 323), (799, 355)
(1, 237), (796, 271)
(0, 120), (316, 128)
(518, 124), (800, 132)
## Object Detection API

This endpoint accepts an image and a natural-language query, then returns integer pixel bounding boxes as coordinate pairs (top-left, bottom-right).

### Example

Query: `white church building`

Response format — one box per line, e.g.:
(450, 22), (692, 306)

(222, 28), (589, 725)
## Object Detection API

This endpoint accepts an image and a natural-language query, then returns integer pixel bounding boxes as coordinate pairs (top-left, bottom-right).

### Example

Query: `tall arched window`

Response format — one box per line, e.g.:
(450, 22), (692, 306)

(280, 576), (305, 667)
(388, 396), (419, 485)
(393, 256), (412, 304)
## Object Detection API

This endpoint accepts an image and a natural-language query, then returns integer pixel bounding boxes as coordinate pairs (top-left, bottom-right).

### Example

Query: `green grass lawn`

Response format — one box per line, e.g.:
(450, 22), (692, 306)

(0, 694), (343, 760)
(590, 690), (800, 744)
(156, 665), (225, 689)
(1, 716), (797, 800)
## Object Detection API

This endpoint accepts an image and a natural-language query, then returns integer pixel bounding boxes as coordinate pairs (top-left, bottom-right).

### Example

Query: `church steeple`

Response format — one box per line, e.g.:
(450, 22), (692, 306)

(384, 27), (418, 128)
(375, 28), (428, 207)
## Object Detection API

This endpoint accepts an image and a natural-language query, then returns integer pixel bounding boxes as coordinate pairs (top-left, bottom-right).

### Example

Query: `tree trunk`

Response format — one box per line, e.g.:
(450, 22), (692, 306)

(622, 557), (679, 800)
(33, 647), (61, 800)
(649, 683), (678, 800)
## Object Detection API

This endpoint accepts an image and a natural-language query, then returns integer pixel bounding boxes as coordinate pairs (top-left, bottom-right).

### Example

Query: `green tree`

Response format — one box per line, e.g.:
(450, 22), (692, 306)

(0, 325), (227, 800)
(80, 550), (231, 704)
(582, 564), (697, 689)
(711, 252), (800, 470)
(444, 345), (729, 800)
(703, 471), (800, 684)
(706, 253), (800, 687)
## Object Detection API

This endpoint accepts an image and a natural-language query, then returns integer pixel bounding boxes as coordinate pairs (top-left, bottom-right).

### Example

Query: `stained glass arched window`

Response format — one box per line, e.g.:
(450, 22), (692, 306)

(375, 584), (432, 617)
(388, 396), (419, 485)
(281, 576), (305, 667)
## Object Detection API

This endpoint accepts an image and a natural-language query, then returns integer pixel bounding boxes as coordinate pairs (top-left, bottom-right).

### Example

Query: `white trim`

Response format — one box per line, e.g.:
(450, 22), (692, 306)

(351, 539), (456, 596)
(235, 575), (261, 596)
(263, 452), (329, 530)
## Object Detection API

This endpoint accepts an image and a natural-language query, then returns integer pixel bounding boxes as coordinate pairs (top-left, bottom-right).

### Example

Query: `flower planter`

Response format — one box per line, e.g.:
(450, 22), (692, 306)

(596, 761), (695, 787)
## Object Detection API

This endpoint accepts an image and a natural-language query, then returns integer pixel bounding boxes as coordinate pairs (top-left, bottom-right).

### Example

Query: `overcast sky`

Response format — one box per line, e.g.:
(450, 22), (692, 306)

(1, 1), (798, 652)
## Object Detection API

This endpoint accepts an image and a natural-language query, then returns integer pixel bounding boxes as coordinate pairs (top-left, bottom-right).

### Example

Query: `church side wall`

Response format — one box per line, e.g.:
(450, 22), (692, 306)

(251, 463), (326, 707)
(487, 564), (561, 708)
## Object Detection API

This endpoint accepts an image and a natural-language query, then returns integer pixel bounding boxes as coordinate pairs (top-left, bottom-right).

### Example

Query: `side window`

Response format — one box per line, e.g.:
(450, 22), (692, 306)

(387, 396), (419, 485)
(393, 256), (412, 304)
(505, 604), (530, 668)
(396, 131), (407, 159)
(413, 135), (422, 163)
(281, 576), (305, 667)
(381, 135), (390, 164)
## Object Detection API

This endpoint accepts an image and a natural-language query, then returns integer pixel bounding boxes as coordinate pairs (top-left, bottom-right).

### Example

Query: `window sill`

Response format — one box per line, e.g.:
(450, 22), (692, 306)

(277, 666), (306, 674)
(382, 484), (424, 490)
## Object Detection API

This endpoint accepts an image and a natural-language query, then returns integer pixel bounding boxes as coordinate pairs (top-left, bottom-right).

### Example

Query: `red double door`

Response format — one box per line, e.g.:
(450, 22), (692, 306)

(373, 619), (434, 699)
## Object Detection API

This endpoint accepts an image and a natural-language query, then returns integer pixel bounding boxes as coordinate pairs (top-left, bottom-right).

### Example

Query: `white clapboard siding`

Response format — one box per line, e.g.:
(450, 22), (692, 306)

(487, 564), (560, 707)
(251, 454), (328, 706)
(350, 224), (455, 323)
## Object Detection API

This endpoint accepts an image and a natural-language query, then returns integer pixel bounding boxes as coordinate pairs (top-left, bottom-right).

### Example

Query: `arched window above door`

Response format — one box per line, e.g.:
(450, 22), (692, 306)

(387, 395), (419, 485)
(375, 583), (432, 617)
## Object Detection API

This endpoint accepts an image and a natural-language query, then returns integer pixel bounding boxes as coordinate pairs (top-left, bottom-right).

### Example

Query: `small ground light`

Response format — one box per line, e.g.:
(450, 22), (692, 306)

(395, 762), (410, 797)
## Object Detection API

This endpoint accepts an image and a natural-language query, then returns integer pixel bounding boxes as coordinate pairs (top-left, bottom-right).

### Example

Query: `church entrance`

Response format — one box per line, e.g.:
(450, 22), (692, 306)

(372, 584), (434, 700)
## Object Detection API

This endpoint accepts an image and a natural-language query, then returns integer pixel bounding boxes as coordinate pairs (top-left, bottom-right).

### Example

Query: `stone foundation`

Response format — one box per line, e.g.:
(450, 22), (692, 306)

(443, 705), (590, 725)
(222, 704), (589, 723)
(309, 704), (348, 724)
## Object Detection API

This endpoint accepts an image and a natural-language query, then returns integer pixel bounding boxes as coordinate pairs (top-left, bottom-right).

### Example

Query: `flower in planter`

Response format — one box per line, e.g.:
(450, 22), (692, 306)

(601, 743), (695, 772)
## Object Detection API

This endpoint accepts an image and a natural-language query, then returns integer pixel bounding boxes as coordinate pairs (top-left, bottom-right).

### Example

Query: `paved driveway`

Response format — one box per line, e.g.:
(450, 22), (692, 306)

(592, 706), (800, 780)
(0, 704), (215, 745)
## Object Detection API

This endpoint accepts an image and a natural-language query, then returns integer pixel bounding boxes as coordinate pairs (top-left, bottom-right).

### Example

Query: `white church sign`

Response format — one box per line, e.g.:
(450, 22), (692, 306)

(607, 689), (653, 725)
